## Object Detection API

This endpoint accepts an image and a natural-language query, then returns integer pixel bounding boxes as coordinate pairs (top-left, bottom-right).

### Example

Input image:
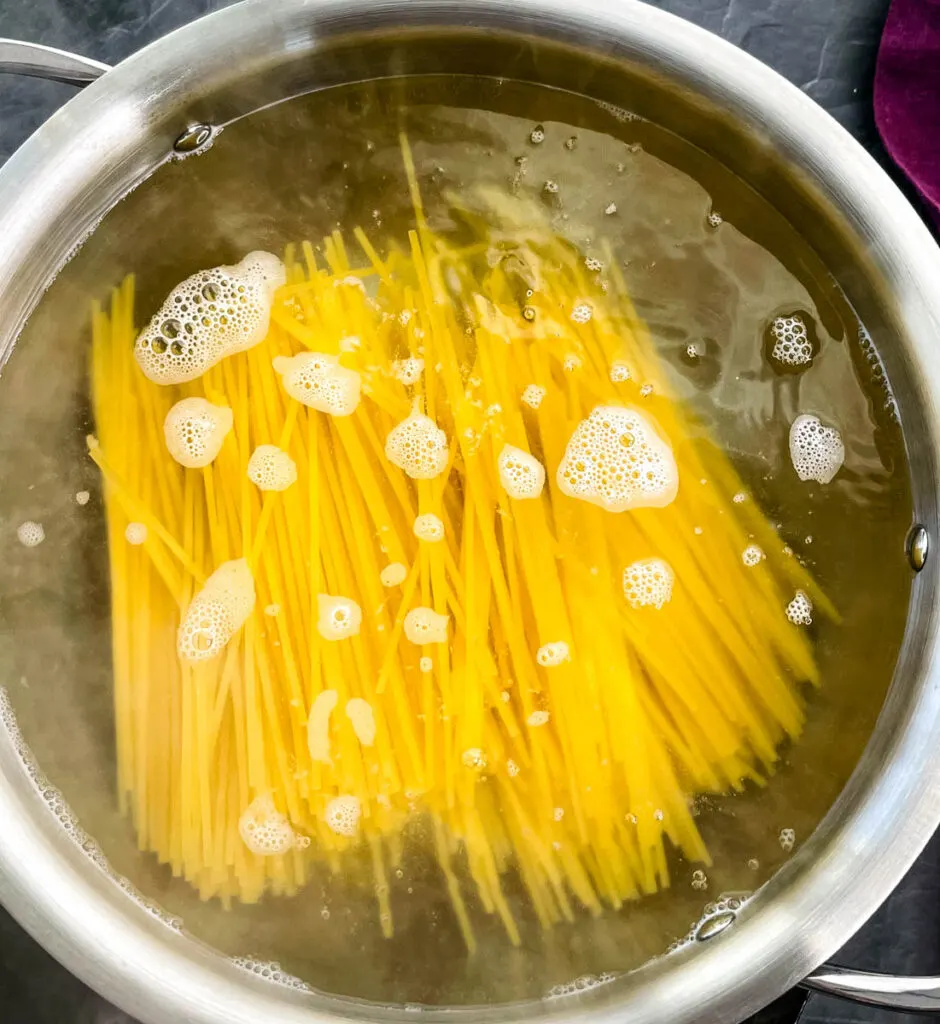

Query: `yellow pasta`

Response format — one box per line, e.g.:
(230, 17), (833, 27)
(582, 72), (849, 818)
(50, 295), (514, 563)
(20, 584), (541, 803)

(88, 137), (829, 945)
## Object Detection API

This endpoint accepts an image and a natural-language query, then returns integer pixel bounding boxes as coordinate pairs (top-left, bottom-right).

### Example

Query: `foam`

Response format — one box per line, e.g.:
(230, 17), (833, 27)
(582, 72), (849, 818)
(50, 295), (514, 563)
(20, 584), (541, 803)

(404, 606), (449, 645)
(272, 352), (361, 416)
(345, 698), (376, 747)
(386, 412), (449, 479)
(247, 444), (297, 492)
(238, 793), (300, 856)
(527, 710), (550, 727)
(317, 594), (362, 641)
(563, 353), (583, 373)
(135, 251), (285, 385)
(771, 315), (813, 367)
(380, 562), (408, 586)
(779, 828), (796, 851)
(307, 689), (338, 763)
(788, 414), (844, 484)
(610, 361), (632, 383)
(16, 521), (44, 547)
(325, 794), (361, 837)
(178, 558), (256, 662)
(557, 405), (679, 512)
(413, 513), (445, 542)
(546, 974), (616, 1000)
(742, 544), (764, 567)
(521, 384), (546, 409)
(537, 641), (569, 667)
(507, 759), (520, 777)
(75, 490), (90, 505)
(125, 522), (148, 545)
(230, 957), (312, 992)
(393, 358), (424, 386)
(786, 590), (813, 626)
(164, 396), (233, 468)
(623, 558), (674, 610)
(498, 445), (545, 500)
(691, 869), (708, 891)
(419, 656), (433, 672)
(570, 304), (593, 324)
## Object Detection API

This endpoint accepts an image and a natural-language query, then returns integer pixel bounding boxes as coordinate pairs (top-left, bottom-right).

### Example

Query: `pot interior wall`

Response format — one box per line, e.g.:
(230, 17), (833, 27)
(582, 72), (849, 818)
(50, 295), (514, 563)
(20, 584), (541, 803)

(0, 26), (920, 1010)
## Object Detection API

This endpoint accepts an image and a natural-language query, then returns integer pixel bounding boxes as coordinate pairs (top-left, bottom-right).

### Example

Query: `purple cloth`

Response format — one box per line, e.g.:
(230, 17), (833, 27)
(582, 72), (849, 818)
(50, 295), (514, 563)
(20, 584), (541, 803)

(874, 0), (940, 229)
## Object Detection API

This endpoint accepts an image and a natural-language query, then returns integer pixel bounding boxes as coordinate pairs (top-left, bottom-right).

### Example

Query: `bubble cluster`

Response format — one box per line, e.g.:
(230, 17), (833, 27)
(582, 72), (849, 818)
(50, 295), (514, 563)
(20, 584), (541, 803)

(691, 869), (708, 891)
(537, 641), (570, 667)
(75, 490), (90, 505)
(527, 710), (550, 727)
(605, 202), (618, 216)
(124, 522), (148, 545)
(779, 828), (796, 852)
(230, 957), (312, 992)
(530, 125), (545, 144)
(386, 411), (449, 479)
(135, 251), (285, 384)
(413, 513), (445, 542)
(247, 444), (297, 492)
(557, 405), (679, 513)
(380, 562), (408, 586)
(404, 606), (449, 645)
(563, 353), (583, 372)
(707, 212), (723, 227)
(622, 558), (674, 610)
(393, 357), (425, 386)
(546, 974), (616, 999)
(742, 544), (765, 567)
(498, 445), (546, 500)
(771, 315), (813, 368)
(238, 793), (299, 856)
(507, 759), (520, 777)
(307, 689), (338, 764)
(786, 590), (813, 626)
(16, 521), (44, 547)
(273, 351), (361, 416)
(789, 414), (844, 484)
(178, 558), (256, 662)
(570, 303), (593, 324)
(462, 747), (487, 770)
(345, 698), (376, 746)
(521, 384), (546, 409)
(164, 396), (233, 468)
(325, 794), (361, 837)
(317, 594), (362, 641)
(419, 656), (433, 672)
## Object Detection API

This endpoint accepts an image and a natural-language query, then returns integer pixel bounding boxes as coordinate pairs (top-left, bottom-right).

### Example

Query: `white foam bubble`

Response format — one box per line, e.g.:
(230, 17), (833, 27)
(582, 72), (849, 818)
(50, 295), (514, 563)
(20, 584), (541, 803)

(622, 558), (674, 609)
(345, 698), (376, 747)
(164, 396), (233, 468)
(386, 412), (449, 479)
(789, 413), (844, 484)
(135, 251), (285, 385)
(247, 444), (297, 492)
(461, 747), (487, 770)
(419, 656), (433, 672)
(265, 603), (280, 616)
(692, 869), (708, 891)
(380, 562), (408, 586)
(779, 828), (796, 851)
(605, 202), (618, 216)
(771, 315), (813, 368)
(546, 974), (616, 1000)
(75, 490), (90, 506)
(404, 607), (449, 645)
(786, 590), (813, 626)
(413, 513), (445, 543)
(178, 558), (256, 662)
(124, 522), (148, 545)
(325, 794), (361, 837)
(230, 957), (312, 992)
(16, 521), (44, 547)
(393, 358), (424, 385)
(537, 641), (570, 667)
(610, 361), (632, 383)
(530, 125), (545, 144)
(238, 793), (300, 856)
(521, 384), (546, 409)
(498, 445), (545, 500)
(317, 594), (362, 641)
(507, 759), (520, 777)
(273, 351), (361, 416)
(570, 303), (593, 324)
(557, 405), (679, 513)
(563, 353), (583, 372)
(741, 544), (764, 567)
(527, 710), (550, 727)
(307, 689), (338, 763)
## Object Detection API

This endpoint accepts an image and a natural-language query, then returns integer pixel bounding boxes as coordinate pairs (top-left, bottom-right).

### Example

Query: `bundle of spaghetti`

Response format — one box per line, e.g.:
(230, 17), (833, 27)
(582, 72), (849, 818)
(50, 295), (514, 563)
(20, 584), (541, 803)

(88, 137), (833, 944)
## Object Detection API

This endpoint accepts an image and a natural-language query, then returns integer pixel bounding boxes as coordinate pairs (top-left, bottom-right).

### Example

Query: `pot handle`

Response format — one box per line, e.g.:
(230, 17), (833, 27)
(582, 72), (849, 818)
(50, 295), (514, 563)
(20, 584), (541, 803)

(0, 39), (110, 85)
(803, 965), (940, 1014)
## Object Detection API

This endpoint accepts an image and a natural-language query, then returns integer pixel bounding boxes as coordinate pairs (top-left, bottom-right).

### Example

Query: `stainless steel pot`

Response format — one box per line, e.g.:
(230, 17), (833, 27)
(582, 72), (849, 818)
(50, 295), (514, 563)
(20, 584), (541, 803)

(1, 1), (940, 1021)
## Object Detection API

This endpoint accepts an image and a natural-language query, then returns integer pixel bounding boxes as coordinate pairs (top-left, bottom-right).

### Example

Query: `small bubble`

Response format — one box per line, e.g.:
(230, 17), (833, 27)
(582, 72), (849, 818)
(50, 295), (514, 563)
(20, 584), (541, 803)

(779, 828), (796, 852)
(530, 125), (545, 144)
(564, 135), (578, 150)
(707, 211), (723, 227)
(691, 869), (708, 891)
(75, 490), (90, 505)
(543, 180), (559, 194)
(604, 202), (618, 216)
(747, 858), (760, 871)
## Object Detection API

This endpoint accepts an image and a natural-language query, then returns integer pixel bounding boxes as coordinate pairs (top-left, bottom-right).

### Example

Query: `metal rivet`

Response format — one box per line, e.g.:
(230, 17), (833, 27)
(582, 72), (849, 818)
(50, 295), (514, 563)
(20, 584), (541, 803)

(907, 525), (929, 572)
(694, 910), (736, 942)
(174, 123), (214, 154)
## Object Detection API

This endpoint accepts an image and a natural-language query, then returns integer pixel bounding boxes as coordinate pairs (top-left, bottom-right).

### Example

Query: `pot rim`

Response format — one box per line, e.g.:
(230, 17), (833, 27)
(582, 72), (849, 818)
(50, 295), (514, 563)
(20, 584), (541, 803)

(1, 2), (940, 1023)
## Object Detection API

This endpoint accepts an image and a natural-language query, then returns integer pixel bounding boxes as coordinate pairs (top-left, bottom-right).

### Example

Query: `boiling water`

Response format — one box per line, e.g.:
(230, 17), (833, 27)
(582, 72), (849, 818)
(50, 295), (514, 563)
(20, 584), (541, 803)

(0, 75), (912, 1006)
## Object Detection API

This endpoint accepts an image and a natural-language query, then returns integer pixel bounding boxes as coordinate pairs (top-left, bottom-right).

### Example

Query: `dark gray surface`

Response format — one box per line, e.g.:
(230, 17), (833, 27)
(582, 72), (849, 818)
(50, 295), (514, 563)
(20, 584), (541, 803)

(0, 1), (936, 1022)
